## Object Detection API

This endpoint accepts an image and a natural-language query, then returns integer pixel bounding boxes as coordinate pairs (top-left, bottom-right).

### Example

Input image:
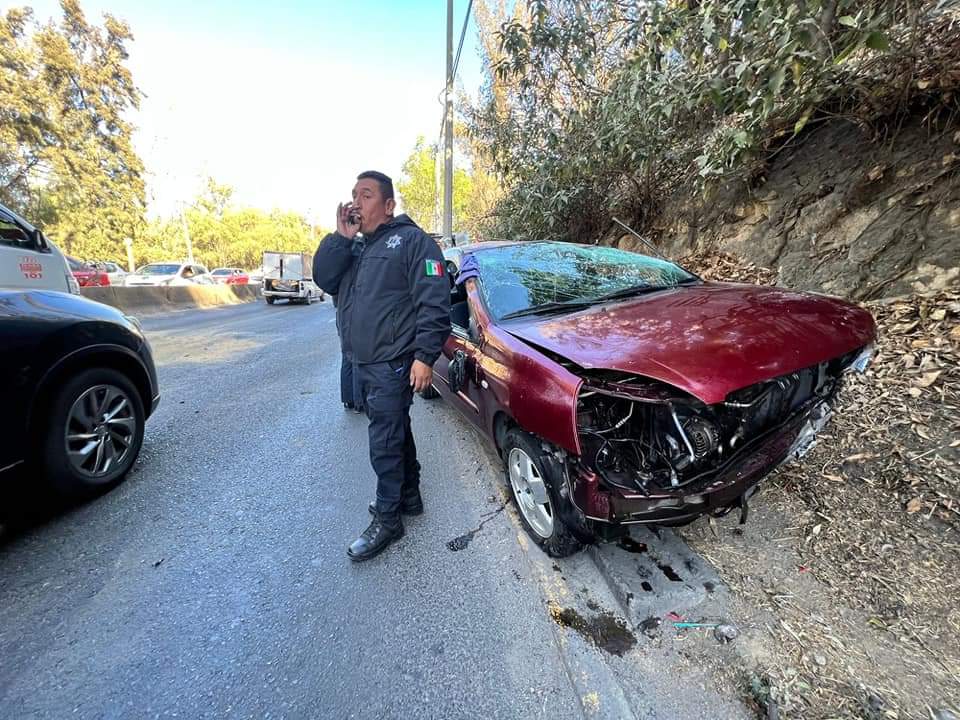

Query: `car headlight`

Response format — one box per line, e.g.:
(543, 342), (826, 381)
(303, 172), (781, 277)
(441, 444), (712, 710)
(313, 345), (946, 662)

(847, 344), (875, 374)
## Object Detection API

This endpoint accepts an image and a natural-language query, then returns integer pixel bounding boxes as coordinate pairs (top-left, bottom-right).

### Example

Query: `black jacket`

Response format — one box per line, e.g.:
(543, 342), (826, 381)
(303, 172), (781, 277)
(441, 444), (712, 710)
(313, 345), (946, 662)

(313, 214), (451, 366)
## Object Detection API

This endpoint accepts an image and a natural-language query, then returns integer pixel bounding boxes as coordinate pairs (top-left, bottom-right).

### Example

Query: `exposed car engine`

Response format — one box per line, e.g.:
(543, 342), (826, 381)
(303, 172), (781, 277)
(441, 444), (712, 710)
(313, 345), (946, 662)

(575, 347), (870, 495)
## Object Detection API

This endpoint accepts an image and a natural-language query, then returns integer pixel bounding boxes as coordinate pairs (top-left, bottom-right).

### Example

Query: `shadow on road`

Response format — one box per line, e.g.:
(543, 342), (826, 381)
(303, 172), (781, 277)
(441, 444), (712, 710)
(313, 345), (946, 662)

(0, 465), (107, 548)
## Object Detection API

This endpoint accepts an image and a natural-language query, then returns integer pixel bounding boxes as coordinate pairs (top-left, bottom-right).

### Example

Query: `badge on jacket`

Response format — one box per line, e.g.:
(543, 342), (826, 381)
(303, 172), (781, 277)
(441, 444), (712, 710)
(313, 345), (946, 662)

(425, 259), (444, 277)
(386, 235), (402, 249)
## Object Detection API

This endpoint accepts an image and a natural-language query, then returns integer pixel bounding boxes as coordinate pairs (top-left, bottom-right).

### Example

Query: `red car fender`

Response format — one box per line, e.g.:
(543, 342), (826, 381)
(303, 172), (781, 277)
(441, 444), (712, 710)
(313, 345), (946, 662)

(465, 281), (582, 456)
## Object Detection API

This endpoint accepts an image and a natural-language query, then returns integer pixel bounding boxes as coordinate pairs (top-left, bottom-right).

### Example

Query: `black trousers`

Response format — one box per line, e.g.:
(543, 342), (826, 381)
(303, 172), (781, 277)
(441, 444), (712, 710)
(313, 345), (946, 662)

(356, 355), (421, 519)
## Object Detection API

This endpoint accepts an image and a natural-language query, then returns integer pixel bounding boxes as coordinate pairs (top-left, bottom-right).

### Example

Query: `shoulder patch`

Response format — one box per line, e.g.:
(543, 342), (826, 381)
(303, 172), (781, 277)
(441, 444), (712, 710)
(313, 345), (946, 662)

(425, 259), (444, 277)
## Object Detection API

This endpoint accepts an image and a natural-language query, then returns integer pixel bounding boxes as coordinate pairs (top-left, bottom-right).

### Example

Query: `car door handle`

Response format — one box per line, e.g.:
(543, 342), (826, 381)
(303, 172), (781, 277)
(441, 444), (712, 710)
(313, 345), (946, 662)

(449, 350), (467, 394)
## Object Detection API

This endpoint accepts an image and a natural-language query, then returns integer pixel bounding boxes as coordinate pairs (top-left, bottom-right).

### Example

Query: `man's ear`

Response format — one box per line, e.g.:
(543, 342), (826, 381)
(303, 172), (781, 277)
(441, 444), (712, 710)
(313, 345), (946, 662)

(386, 197), (396, 215)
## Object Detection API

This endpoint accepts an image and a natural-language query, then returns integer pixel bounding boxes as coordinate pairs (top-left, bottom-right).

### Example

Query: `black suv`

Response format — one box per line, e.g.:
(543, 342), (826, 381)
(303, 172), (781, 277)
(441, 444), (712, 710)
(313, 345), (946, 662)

(2, 260), (159, 502)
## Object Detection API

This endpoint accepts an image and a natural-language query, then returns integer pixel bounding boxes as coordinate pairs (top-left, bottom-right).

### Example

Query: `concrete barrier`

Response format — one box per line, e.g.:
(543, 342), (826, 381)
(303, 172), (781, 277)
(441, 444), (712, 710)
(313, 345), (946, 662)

(80, 284), (262, 314)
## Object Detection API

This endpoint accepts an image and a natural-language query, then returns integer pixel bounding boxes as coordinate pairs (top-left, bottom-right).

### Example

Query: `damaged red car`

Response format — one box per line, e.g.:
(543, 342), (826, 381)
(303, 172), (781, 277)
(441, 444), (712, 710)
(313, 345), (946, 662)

(429, 241), (876, 557)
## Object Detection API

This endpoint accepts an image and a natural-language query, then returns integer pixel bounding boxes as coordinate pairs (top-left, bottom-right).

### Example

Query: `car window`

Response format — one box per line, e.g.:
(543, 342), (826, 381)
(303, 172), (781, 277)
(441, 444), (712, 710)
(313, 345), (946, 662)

(473, 242), (697, 320)
(195, 266), (208, 275)
(66, 256), (86, 272)
(138, 263), (180, 275)
(211, 268), (230, 275)
(0, 219), (34, 249)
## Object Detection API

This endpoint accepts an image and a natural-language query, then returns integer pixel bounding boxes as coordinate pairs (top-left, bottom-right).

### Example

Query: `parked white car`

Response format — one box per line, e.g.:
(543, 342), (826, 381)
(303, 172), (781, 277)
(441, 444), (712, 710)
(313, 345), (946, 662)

(95, 261), (128, 284)
(124, 262), (214, 287)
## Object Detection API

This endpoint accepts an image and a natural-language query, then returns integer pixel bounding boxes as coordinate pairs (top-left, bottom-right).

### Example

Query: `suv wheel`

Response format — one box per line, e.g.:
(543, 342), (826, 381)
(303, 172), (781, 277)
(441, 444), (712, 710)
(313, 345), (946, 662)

(40, 368), (145, 500)
(502, 428), (589, 557)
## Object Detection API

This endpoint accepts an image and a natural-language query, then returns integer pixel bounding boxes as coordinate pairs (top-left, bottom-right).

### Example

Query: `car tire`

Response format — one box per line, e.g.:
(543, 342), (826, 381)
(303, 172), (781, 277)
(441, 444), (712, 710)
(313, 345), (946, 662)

(420, 384), (441, 400)
(265, 296), (276, 304)
(39, 368), (145, 501)
(502, 428), (586, 558)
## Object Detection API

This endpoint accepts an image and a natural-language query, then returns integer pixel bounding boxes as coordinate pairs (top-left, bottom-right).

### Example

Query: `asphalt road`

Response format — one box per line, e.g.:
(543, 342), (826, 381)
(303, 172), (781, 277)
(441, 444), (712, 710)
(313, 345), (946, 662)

(0, 300), (749, 720)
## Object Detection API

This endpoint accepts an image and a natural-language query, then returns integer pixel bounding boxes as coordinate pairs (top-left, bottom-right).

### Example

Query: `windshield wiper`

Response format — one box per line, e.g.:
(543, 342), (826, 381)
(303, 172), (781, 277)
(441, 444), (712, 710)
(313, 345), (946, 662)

(500, 300), (594, 320)
(591, 280), (697, 304)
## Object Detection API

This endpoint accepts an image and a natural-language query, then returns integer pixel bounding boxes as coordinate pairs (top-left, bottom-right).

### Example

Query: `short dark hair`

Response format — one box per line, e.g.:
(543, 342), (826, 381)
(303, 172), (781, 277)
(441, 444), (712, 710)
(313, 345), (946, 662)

(357, 170), (394, 201)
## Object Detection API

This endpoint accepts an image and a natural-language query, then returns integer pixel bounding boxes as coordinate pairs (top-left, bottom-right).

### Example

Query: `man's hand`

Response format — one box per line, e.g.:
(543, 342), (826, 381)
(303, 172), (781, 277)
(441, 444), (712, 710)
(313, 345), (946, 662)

(410, 359), (433, 393)
(336, 202), (360, 239)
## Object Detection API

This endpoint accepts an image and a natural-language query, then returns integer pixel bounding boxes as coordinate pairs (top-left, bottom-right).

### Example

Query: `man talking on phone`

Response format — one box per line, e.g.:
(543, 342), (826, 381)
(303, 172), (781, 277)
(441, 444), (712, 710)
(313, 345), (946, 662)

(313, 171), (451, 561)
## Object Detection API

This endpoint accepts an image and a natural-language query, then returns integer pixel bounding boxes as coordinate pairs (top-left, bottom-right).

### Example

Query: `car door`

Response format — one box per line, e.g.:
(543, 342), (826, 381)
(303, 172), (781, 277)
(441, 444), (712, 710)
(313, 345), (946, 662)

(194, 265), (214, 285)
(435, 293), (487, 429)
(0, 213), (70, 293)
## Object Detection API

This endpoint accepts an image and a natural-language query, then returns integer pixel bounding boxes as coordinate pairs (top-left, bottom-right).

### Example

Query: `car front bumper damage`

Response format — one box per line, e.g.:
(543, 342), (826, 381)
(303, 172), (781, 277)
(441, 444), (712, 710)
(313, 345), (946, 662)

(571, 396), (830, 526)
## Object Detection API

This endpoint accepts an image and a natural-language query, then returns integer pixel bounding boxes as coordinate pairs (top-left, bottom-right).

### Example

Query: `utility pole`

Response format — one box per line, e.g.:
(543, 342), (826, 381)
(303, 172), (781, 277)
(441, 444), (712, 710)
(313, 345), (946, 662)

(123, 238), (135, 272)
(180, 207), (194, 263)
(443, 0), (454, 241)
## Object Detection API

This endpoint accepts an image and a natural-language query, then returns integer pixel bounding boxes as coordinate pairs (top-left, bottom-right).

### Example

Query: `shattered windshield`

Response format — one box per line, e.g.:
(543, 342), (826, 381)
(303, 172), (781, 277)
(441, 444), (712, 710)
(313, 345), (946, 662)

(473, 242), (697, 320)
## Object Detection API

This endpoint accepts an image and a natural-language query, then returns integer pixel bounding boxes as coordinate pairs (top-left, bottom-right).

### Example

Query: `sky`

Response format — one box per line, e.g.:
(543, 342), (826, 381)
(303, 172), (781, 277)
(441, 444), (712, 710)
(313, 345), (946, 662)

(14, 0), (485, 225)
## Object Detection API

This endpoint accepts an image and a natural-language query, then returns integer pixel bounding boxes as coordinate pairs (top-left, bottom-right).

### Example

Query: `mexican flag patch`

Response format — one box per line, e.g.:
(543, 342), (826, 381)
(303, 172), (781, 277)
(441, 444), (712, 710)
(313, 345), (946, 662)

(425, 259), (444, 277)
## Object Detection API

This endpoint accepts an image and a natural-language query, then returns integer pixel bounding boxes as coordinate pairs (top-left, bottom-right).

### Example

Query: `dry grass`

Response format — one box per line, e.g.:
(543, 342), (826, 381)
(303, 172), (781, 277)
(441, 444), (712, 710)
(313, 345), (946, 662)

(678, 250), (960, 719)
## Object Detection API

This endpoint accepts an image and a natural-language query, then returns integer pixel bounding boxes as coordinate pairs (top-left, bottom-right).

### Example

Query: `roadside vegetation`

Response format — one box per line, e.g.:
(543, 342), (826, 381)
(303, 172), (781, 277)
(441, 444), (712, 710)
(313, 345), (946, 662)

(461, 1), (957, 243)
(1, 1), (320, 270)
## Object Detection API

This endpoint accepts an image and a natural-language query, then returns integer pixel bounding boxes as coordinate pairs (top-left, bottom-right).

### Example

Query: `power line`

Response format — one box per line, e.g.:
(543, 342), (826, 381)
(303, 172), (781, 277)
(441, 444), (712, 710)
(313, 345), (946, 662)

(438, 0), (474, 147)
(452, 0), (473, 86)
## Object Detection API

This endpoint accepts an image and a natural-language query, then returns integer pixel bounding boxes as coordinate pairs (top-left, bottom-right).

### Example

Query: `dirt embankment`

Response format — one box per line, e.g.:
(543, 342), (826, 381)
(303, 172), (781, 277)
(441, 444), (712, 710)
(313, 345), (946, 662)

(613, 116), (960, 303)
(602, 107), (960, 718)
(668, 249), (959, 719)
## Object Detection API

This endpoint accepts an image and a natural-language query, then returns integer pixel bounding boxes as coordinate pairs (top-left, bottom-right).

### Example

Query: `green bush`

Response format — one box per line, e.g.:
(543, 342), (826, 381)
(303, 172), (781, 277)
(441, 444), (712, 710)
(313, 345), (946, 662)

(468, 0), (958, 242)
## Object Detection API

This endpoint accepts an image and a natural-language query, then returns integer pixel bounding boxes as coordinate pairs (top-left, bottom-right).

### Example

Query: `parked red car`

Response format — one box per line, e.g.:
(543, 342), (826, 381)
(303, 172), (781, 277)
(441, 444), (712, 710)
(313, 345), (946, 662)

(210, 267), (249, 285)
(430, 242), (876, 556)
(66, 256), (110, 287)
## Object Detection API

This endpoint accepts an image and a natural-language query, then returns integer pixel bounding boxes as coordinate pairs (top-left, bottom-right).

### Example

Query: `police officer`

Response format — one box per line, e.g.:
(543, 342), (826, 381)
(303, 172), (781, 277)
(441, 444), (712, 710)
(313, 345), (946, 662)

(313, 171), (451, 561)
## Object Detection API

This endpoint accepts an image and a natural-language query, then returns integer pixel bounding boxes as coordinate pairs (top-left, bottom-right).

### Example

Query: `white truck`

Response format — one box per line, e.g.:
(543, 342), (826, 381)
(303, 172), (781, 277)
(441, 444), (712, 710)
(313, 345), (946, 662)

(260, 250), (324, 305)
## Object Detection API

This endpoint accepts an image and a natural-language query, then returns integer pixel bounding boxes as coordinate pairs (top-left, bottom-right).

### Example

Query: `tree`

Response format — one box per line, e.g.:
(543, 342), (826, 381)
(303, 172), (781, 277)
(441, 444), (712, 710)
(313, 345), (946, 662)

(397, 137), (438, 231)
(465, 0), (936, 243)
(0, 1), (145, 260)
(396, 136), (477, 236)
(138, 180), (328, 270)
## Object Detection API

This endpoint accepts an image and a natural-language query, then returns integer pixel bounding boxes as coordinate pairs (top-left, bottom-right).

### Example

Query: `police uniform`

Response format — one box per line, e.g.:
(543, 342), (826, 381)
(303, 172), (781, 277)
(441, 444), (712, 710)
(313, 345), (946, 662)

(314, 214), (451, 528)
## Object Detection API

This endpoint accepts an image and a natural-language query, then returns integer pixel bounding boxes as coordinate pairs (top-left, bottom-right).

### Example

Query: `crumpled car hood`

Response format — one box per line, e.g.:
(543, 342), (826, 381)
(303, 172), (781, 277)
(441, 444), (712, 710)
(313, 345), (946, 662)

(504, 282), (876, 404)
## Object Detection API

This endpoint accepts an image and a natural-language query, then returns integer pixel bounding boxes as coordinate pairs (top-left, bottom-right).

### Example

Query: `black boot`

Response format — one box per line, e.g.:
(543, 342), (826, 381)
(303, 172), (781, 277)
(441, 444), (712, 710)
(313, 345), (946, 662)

(347, 515), (404, 562)
(367, 492), (423, 517)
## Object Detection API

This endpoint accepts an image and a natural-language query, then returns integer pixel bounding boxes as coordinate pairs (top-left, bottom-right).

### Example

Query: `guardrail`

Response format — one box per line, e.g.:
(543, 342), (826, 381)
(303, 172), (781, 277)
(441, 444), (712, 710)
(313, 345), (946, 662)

(80, 284), (261, 314)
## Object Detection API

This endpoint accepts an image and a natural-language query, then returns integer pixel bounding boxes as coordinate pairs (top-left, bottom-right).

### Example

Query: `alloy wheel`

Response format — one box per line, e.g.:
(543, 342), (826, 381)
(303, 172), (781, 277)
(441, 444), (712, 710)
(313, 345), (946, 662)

(508, 447), (554, 539)
(65, 384), (137, 480)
